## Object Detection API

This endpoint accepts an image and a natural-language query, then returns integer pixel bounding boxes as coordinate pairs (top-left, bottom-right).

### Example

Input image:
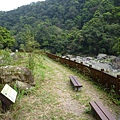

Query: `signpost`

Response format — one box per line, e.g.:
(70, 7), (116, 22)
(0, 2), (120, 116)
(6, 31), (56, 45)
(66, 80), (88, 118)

(0, 84), (17, 112)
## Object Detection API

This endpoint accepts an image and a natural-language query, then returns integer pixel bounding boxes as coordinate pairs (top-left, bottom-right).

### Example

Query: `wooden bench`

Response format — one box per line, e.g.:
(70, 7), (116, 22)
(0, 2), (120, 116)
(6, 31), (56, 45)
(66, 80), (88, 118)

(0, 84), (17, 112)
(69, 76), (83, 91)
(89, 101), (116, 120)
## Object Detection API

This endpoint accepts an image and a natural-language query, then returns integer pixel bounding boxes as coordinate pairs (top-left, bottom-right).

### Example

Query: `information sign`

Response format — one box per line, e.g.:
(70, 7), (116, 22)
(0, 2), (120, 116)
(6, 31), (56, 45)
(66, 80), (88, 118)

(1, 84), (17, 103)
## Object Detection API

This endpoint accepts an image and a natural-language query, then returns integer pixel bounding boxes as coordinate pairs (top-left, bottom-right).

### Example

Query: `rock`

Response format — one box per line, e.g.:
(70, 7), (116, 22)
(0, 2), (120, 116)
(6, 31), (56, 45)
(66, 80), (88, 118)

(63, 54), (120, 76)
(97, 54), (107, 60)
(0, 66), (35, 90)
(66, 55), (73, 59)
(112, 56), (120, 69)
(109, 55), (116, 59)
(15, 80), (33, 90)
(70, 58), (76, 61)
(10, 52), (15, 57)
(62, 56), (66, 58)
(86, 57), (93, 60)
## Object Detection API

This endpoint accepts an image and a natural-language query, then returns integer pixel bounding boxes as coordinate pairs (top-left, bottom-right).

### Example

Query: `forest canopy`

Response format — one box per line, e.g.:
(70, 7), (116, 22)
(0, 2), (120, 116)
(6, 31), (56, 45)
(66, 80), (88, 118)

(0, 0), (120, 55)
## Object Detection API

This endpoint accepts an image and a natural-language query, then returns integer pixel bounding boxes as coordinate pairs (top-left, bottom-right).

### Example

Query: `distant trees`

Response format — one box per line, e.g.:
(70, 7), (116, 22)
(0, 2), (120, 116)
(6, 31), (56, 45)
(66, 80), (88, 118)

(114, 0), (120, 6)
(0, 0), (119, 55)
(15, 24), (40, 52)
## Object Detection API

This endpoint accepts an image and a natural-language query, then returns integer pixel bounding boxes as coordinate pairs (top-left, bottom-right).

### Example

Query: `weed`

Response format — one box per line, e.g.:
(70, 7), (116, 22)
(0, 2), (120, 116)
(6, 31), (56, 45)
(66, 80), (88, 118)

(0, 50), (13, 66)
(51, 116), (56, 120)
(14, 84), (25, 100)
(26, 53), (35, 72)
(84, 107), (91, 114)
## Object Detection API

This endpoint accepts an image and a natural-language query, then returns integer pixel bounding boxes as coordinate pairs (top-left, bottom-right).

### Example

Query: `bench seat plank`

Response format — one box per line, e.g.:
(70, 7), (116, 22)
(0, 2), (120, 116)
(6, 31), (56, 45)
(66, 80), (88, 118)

(70, 76), (78, 87)
(69, 76), (83, 91)
(90, 101), (108, 120)
(89, 101), (116, 120)
(72, 76), (82, 87)
(95, 101), (116, 120)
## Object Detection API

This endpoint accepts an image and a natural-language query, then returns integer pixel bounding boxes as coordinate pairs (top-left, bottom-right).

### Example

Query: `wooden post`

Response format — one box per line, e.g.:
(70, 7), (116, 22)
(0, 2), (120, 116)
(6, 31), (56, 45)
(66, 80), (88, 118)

(100, 69), (104, 84)
(78, 62), (82, 72)
(117, 75), (120, 79)
(89, 65), (92, 68)
(117, 75), (120, 94)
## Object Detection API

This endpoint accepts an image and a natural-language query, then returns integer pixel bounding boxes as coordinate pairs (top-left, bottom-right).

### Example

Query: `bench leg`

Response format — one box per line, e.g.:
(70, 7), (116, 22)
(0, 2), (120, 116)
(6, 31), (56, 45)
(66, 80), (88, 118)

(74, 87), (82, 91)
(74, 87), (77, 91)
(91, 107), (95, 116)
(90, 107), (101, 120)
(77, 87), (81, 91)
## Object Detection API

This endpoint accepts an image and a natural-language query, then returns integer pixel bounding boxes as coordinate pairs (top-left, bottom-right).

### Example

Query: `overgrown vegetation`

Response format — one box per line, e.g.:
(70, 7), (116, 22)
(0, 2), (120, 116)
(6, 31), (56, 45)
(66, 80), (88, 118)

(0, 0), (120, 55)
(0, 49), (13, 66)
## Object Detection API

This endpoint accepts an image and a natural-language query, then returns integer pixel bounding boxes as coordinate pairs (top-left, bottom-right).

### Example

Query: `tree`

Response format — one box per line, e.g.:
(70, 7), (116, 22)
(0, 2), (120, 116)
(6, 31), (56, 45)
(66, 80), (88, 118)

(0, 0), (119, 55)
(16, 24), (40, 51)
(0, 26), (15, 49)
(117, 38), (120, 55)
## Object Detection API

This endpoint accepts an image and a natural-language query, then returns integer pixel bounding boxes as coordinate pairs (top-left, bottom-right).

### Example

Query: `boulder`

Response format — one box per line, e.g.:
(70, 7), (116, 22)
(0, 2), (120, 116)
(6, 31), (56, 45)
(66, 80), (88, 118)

(15, 80), (33, 90)
(66, 55), (73, 59)
(112, 56), (120, 69)
(97, 54), (107, 60)
(0, 66), (35, 90)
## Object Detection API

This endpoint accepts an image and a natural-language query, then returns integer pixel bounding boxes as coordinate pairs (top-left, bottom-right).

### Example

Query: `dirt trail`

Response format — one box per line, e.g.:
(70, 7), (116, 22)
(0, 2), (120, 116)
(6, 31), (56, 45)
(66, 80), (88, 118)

(44, 58), (120, 120)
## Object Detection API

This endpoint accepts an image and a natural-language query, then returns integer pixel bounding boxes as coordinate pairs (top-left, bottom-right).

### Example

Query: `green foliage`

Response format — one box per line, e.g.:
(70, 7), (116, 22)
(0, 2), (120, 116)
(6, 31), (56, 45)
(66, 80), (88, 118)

(19, 44), (25, 52)
(108, 88), (120, 105)
(15, 25), (40, 52)
(84, 107), (91, 114)
(0, 49), (13, 66)
(13, 84), (25, 100)
(118, 39), (120, 55)
(0, 0), (119, 55)
(0, 26), (15, 49)
(26, 53), (35, 72)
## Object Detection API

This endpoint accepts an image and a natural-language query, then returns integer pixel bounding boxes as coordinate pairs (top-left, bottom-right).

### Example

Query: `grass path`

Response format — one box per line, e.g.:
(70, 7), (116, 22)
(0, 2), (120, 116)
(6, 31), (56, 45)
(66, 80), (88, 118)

(1, 55), (120, 120)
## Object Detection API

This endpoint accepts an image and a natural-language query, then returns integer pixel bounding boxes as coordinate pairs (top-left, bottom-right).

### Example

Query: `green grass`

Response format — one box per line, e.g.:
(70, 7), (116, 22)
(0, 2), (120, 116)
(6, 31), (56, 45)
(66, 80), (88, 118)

(0, 52), (120, 120)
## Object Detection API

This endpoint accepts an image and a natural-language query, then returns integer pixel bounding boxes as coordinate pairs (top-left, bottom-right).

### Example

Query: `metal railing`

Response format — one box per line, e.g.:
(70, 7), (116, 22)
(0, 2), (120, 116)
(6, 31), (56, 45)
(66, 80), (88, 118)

(46, 52), (120, 95)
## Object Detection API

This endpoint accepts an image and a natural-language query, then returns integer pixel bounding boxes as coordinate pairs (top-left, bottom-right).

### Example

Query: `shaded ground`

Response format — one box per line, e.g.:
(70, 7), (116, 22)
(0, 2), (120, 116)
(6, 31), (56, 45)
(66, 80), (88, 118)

(0, 56), (120, 120)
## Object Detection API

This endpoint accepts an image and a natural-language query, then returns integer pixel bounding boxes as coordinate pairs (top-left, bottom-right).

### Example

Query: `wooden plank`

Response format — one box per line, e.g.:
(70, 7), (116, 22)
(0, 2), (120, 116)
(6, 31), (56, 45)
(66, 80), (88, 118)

(89, 101), (108, 120)
(95, 101), (116, 120)
(70, 76), (78, 91)
(72, 76), (83, 87)
(69, 76), (78, 87)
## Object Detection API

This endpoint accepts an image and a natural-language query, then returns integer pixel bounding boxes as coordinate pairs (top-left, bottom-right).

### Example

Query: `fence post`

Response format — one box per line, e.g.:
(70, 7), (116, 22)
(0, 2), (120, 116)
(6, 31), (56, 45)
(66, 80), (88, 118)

(80, 62), (83, 72)
(117, 75), (120, 94)
(88, 65), (92, 77)
(89, 65), (92, 68)
(100, 69), (104, 84)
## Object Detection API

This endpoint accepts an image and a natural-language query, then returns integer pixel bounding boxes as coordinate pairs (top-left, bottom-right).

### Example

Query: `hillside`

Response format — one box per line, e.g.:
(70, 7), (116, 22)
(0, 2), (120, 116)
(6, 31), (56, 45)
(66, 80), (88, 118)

(0, 0), (120, 55)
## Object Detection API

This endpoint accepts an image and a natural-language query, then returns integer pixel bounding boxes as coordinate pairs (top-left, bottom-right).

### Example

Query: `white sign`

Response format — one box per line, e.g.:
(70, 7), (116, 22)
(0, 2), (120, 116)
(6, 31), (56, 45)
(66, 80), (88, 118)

(1, 84), (17, 103)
